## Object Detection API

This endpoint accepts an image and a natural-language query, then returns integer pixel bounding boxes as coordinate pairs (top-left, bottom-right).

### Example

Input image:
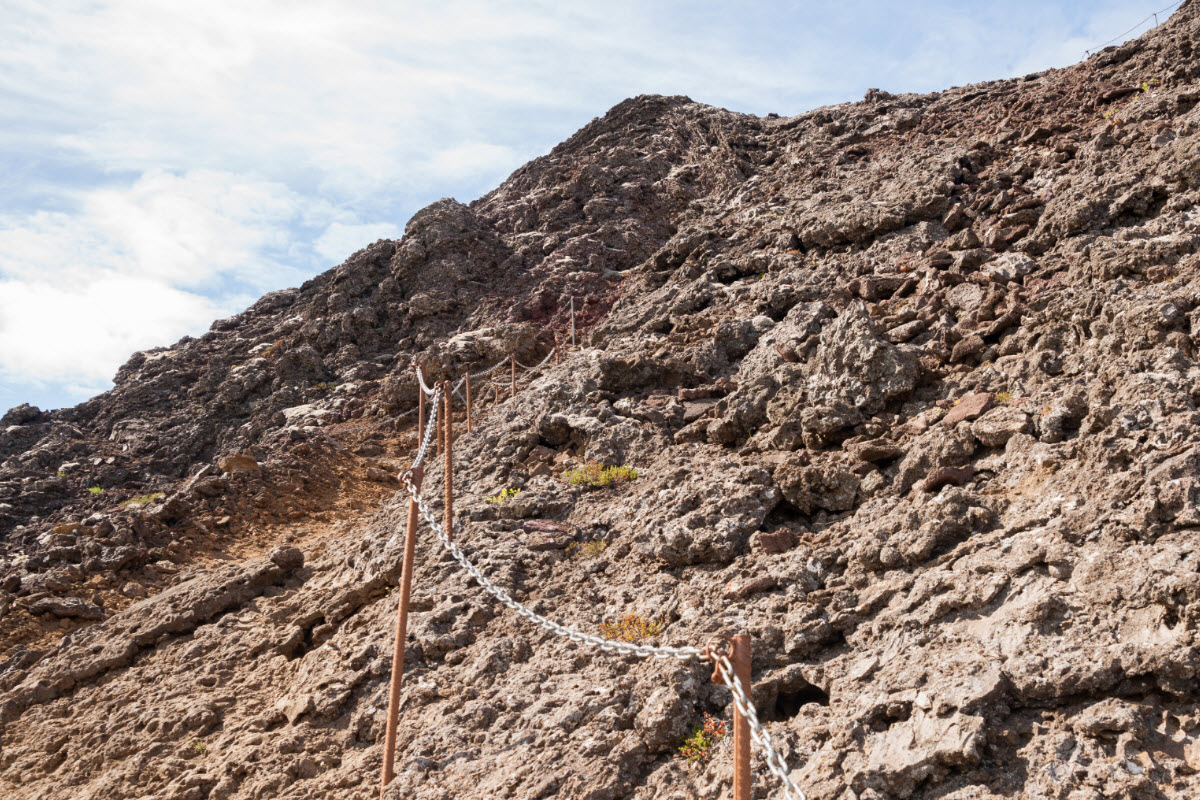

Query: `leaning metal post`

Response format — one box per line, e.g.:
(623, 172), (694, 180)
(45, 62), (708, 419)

(380, 462), (424, 797)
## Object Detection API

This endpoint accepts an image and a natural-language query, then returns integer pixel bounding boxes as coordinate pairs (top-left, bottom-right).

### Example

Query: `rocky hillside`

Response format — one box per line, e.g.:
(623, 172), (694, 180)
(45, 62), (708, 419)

(4, 3), (1200, 798)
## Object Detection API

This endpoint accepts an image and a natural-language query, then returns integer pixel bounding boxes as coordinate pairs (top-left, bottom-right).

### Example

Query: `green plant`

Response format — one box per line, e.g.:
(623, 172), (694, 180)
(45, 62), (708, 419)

(680, 713), (727, 762)
(566, 538), (607, 559)
(125, 492), (165, 508)
(87, 486), (105, 495)
(191, 738), (206, 754)
(564, 463), (638, 487)
(56, 470), (67, 478)
(994, 390), (1013, 404)
(486, 487), (522, 505)
(600, 614), (664, 642)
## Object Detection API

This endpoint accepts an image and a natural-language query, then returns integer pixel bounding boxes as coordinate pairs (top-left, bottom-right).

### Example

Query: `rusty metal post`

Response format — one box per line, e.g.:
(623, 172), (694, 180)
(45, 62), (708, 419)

(380, 464), (423, 797)
(443, 380), (454, 544)
(732, 633), (752, 800)
(465, 373), (472, 434)
(510, 354), (516, 399)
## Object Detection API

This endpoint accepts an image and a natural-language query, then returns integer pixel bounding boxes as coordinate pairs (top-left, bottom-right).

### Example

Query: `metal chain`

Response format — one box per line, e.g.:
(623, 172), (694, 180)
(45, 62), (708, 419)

(514, 348), (556, 372)
(415, 365), (436, 397)
(400, 475), (701, 661)
(411, 385), (442, 470)
(470, 355), (511, 380)
(711, 653), (806, 800)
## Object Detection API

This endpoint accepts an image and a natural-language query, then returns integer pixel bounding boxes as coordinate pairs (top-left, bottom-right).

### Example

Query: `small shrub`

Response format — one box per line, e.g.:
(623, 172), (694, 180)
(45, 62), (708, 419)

(192, 738), (206, 754)
(87, 486), (105, 495)
(566, 538), (607, 558)
(994, 390), (1013, 404)
(600, 614), (664, 642)
(564, 463), (638, 487)
(125, 492), (165, 508)
(680, 713), (727, 762)
(486, 487), (522, 505)
(56, 470), (67, 478)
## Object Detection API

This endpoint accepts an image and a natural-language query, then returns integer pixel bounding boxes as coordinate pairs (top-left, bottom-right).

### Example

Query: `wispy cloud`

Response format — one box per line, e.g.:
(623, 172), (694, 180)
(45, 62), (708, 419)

(0, 0), (1172, 410)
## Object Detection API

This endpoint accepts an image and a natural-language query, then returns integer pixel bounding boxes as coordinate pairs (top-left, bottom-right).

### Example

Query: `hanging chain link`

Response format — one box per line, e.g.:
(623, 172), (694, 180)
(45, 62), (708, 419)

(410, 385), (442, 471)
(513, 348), (556, 373)
(710, 652), (807, 800)
(415, 365), (436, 397)
(470, 355), (511, 380)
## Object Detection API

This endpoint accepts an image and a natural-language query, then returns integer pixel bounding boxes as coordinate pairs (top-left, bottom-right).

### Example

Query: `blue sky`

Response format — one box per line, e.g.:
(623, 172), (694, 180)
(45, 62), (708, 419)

(0, 0), (1183, 412)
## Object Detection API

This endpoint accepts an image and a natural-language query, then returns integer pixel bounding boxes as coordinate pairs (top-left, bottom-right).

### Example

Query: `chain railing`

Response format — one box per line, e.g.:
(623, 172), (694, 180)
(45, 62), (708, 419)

(388, 393), (805, 799)
(380, 307), (808, 800)
(513, 348), (557, 373)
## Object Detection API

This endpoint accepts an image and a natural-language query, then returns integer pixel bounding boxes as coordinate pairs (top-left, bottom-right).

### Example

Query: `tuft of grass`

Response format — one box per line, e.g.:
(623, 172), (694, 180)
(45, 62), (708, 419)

(600, 614), (664, 642)
(125, 492), (165, 508)
(566, 538), (607, 559)
(191, 738), (206, 754)
(994, 390), (1013, 404)
(485, 487), (522, 505)
(564, 463), (638, 487)
(87, 486), (105, 495)
(680, 713), (727, 762)
(56, 470), (67, 478)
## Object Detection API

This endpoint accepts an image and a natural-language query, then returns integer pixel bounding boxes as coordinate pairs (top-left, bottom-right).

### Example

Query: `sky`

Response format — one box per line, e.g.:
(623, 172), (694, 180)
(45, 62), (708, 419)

(0, 0), (1185, 413)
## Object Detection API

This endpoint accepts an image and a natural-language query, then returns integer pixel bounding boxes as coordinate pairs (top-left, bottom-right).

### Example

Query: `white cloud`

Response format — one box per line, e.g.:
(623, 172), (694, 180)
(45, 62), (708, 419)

(0, 168), (380, 394)
(314, 221), (402, 264)
(0, 273), (223, 385)
(427, 143), (520, 182)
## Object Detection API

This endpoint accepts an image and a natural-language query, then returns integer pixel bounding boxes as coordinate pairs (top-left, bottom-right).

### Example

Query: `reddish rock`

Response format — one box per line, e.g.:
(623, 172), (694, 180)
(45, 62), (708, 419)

(724, 575), (778, 599)
(757, 528), (799, 554)
(943, 392), (994, 426)
(218, 452), (260, 475)
(920, 465), (976, 492)
(848, 438), (905, 462)
(971, 406), (1031, 447)
(950, 335), (986, 363)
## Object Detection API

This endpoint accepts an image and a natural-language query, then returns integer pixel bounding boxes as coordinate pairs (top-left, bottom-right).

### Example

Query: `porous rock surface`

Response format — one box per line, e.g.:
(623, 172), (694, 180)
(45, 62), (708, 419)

(5, 5), (1200, 798)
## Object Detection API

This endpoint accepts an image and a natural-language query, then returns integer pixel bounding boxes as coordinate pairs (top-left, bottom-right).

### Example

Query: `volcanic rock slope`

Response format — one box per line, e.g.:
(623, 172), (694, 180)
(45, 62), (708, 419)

(5, 5), (1200, 799)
